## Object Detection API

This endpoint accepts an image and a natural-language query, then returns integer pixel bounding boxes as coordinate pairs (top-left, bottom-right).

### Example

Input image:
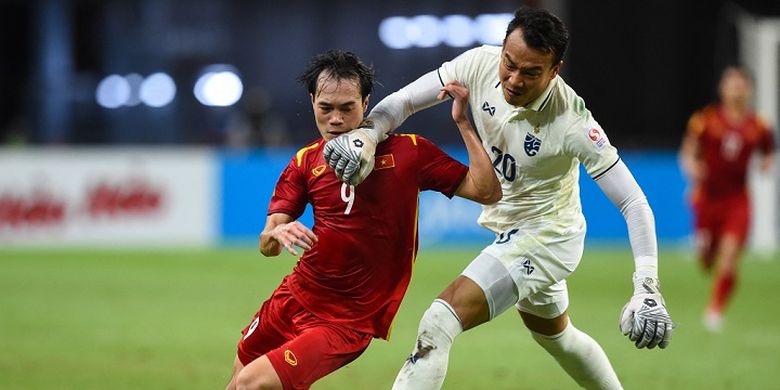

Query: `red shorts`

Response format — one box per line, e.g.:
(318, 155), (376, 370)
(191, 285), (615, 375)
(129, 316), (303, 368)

(236, 280), (372, 390)
(693, 193), (751, 246)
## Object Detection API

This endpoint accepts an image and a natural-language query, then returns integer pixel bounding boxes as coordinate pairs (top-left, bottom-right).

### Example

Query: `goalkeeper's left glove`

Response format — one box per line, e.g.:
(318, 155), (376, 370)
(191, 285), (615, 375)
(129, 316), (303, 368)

(323, 126), (386, 186)
(619, 273), (674, 349)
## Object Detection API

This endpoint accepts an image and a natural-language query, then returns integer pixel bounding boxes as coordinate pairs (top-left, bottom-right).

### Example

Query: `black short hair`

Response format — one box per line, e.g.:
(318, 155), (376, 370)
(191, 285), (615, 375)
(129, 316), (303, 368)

(298, 50), (374, 99)
(505, 7), (569, 65)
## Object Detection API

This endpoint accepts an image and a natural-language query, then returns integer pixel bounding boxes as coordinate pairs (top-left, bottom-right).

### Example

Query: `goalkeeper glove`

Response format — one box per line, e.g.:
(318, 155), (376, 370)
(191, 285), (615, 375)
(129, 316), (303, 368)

(619, 273), (674, 349)
(323, 124), (387, 186)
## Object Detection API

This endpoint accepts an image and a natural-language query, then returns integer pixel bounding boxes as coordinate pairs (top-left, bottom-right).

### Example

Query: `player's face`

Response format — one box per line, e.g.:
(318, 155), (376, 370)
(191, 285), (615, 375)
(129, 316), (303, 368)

(311, 75), (369, 140)
(499, 28), (561, 107)
(719, 69), (752, 108)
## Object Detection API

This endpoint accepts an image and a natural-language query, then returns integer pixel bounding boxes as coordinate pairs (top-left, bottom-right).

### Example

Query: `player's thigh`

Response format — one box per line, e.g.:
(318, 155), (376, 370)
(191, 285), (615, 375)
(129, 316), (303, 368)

(721, 196), (751, 247)
(517, 280), (570, 319)
(237, 286), (298, 366)
(235, 355), (282, 390)
(483, 223), (584, 300)
(693, 206), (715, 255)
(459, 253), (516, 323)
(437, 274), (492, 330)
(463, 223), (584, 321)
(265, 323), (372, 389)
(517, 282), (571, 335)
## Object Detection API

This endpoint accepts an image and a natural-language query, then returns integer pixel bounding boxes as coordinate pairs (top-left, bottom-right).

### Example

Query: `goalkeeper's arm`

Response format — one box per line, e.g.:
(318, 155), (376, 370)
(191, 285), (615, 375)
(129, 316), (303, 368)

(360, 69), (447, 140)
(594, 159), (674, 349)
(594, 159), (658, 278)
(324, 70), (447, 185)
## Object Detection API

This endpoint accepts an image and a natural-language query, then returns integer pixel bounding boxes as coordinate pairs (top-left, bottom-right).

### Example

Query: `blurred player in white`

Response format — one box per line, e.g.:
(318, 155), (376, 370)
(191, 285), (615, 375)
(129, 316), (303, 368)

(324, 7), (674, 389)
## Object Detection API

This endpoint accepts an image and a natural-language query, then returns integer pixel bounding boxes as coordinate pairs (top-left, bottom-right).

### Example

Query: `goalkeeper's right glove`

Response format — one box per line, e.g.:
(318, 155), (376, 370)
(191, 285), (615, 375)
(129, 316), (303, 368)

(619, 273), (674, 349)
(323, 125), (387, 186)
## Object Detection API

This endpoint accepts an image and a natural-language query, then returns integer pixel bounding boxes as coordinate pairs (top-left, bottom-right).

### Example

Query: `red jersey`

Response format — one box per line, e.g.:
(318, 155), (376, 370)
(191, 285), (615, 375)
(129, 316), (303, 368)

(686, 104), (774, 199)
(268, 133), (468, 339)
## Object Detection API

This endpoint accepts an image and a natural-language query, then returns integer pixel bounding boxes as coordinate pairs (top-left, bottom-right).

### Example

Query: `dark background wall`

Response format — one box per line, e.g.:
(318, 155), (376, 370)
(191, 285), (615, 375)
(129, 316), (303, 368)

(1, 0), (778, 149)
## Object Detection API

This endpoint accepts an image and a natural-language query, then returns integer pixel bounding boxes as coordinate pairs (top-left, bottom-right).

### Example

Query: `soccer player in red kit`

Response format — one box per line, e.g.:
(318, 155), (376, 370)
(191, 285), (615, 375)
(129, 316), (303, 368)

(224, 51), (501, 390)
(680, 65), (775, 332)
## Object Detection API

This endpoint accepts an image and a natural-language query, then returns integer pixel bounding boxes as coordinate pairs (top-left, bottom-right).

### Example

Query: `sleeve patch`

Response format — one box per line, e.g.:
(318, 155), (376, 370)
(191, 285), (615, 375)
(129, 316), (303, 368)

(586, 128), (609, 150)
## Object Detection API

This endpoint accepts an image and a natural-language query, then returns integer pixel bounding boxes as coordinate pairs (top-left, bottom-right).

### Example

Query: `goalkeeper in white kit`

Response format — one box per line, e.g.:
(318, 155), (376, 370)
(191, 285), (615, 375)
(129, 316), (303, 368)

(325, 6), (673, 390)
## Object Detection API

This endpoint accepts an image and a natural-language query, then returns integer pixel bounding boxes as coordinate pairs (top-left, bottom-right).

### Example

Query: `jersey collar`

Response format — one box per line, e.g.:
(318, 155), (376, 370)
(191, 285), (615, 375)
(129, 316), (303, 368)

(524, 75), (558, 112)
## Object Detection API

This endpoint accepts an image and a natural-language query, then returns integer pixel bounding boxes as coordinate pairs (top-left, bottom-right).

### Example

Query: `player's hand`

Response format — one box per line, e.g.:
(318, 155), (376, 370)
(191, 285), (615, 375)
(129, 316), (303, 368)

(439, 80), (469, 125)
(619, 274), (674, 349)
(323, 126), (386, 186)
(262, 221), (317, 256)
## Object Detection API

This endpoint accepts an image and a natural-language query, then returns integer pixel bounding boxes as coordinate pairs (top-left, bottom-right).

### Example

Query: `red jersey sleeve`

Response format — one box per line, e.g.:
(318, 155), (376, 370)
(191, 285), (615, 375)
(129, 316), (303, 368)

(267, 158), (308, 220)
(413, 135), (469, 198)
(686, 110), (706, 138)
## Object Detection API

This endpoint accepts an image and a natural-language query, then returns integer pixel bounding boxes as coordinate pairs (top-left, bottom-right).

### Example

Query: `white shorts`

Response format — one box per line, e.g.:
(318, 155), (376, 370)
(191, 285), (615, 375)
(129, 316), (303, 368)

(461, 219), (585, 320)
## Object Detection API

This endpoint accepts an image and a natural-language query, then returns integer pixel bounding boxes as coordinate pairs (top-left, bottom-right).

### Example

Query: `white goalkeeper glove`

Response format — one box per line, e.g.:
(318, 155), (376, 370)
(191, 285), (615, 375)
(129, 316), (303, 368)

(323, 123), (387, 186)
(619, 273), (674, 349)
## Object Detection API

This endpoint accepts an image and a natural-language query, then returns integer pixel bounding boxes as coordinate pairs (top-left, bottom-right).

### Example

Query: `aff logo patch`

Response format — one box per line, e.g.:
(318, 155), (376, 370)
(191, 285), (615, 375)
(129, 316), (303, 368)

(482, 101), (496, 116)
(524, 133), (541, 156)
(587, 128), (608, 150)
(284, 349), (298, 366)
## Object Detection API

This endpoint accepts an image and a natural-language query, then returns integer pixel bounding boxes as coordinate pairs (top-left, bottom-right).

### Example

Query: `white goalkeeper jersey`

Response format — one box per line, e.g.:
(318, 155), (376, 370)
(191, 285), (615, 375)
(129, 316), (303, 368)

(438, 45), (620, 234)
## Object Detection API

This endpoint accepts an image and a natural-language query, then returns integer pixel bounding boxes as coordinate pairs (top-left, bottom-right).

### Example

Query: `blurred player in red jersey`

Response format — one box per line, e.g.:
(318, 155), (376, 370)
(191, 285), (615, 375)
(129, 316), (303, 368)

(680, 66), (775, 332)
(224, 50), (501, 390)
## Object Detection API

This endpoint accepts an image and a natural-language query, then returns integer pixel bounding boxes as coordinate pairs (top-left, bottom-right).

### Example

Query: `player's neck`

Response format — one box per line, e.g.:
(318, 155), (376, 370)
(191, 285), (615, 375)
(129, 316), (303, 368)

(721, 103), (749, 125)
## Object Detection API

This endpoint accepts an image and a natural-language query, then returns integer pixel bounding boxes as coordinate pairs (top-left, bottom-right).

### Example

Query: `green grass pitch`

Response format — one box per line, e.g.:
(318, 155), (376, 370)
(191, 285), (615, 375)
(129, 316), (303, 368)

(1, 247), (778, 389)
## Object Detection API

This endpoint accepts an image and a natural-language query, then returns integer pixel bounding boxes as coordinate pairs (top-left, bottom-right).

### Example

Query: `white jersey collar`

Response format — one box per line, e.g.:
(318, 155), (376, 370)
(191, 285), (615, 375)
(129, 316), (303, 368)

(525, 75), (557, 112)
(506, 76), (557, 115)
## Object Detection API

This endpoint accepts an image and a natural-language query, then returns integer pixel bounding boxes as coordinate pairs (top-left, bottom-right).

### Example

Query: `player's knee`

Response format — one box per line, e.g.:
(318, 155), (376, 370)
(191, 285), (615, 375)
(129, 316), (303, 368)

(235, 368), (282, 390)
(520, 310), (568, 336)
(438, 276), (491, 329)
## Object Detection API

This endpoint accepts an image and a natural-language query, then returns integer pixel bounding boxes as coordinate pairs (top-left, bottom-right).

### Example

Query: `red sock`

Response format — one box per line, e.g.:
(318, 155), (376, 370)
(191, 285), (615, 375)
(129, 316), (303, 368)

(710, 273), (736, 313)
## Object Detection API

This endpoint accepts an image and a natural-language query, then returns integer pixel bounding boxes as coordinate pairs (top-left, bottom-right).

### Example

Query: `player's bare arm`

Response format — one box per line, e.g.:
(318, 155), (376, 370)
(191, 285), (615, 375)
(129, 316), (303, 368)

(259, 213), (318, 257)
(442, 81), (502, 205)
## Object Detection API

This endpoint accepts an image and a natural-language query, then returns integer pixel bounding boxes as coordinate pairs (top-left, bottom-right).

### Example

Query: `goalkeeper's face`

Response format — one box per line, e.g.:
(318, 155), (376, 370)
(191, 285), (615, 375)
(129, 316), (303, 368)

(499, 28), (561, 108)
(311, 75), (369, 140)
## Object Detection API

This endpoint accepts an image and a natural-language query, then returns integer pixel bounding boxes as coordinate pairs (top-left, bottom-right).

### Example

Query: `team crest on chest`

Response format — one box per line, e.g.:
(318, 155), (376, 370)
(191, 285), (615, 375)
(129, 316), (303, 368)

(524, 132), (542, 156)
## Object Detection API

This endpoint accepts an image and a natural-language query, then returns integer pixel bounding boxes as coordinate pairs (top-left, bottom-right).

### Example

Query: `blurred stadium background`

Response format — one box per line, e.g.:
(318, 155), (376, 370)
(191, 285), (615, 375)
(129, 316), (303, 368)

(1, 0), (779, 389)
